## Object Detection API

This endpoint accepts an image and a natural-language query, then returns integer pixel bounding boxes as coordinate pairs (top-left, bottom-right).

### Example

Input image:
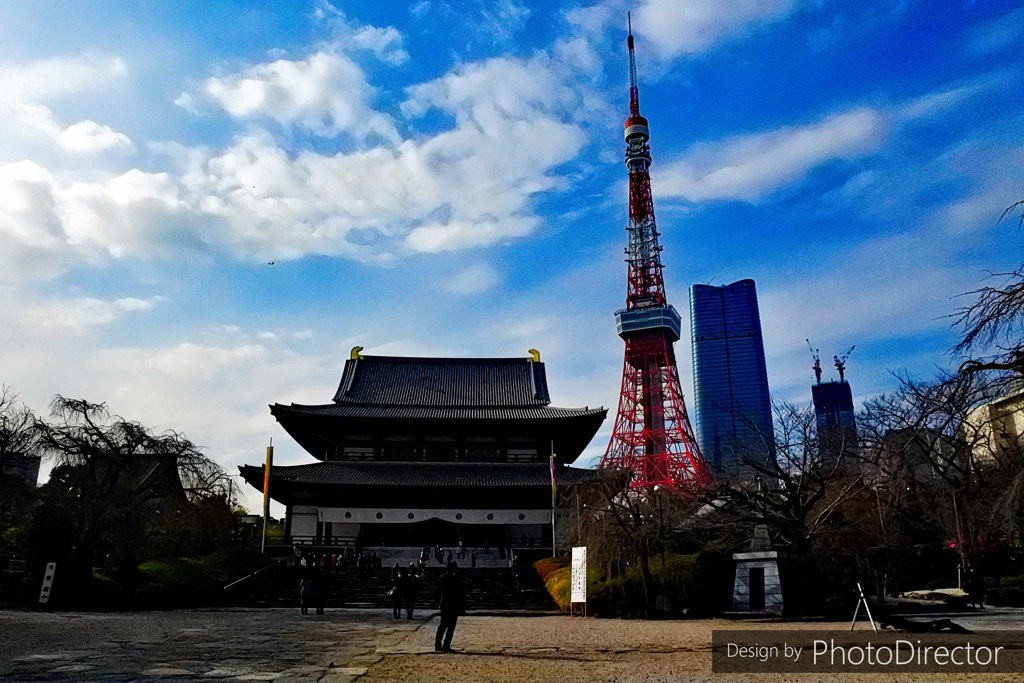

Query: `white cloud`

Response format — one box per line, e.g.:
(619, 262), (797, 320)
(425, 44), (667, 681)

(897, 73), (1006, 123)
(440, 262), (501, 294)
(173, 91), (199, 114)
(180, 54), (586, 259)
(58, 169), (191, 258)
(477, 0), (532, 45)
(5, 294), (167, 334)
(204, 51), (400, 142)
(0, 56), (132, 156)
(565, 0), (801, 61)
(314, 1), (410, 65)
(59, 120), (133, 153)
(934, 141), (1024, 235)
(7, 102), (133, 153)
(969, 8), (1024, 56)
(634, 0), (802, 59)
(348, 25), (410, 66)
(409, 1), (431, 19)
(655, 108), (886, 203)
(0, 160), (63, 249)
(0, 55), (127, 104)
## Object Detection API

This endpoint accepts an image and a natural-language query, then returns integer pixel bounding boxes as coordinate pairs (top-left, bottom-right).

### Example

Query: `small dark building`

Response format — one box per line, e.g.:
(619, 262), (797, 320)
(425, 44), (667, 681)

(1, 452), (41, 488)
(240, 350), (606, 550)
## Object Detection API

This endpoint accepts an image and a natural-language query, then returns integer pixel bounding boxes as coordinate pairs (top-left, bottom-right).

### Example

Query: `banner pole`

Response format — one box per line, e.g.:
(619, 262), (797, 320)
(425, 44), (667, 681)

(550, 440), (556, 557)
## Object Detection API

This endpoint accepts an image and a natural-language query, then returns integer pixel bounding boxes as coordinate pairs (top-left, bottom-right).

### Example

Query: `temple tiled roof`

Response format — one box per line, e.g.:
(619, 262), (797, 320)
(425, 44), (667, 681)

(239, 462), (600, 488)
(331, 355), (550, 406)
(272, 402), (603, 422)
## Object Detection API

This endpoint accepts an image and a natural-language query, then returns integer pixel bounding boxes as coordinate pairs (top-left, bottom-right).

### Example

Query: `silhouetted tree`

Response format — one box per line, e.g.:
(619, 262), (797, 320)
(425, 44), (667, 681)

(32, 396), (230, 585)
(860, 371), (1024, 575)
(0, 385), (37, 476)
(700, 401), (866, 557)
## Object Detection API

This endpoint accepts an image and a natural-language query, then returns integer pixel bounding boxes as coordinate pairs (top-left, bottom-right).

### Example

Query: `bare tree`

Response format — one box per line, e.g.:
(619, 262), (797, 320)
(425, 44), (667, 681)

(700, 401), (866, 558)
(952, 199), (1024, 379)
(574, 471), (698, 617)
(859, 371), (1023, 573)
(0, 385), (38, 474)
(32, 396), (231, 582)
(953, 264), (1024, 377)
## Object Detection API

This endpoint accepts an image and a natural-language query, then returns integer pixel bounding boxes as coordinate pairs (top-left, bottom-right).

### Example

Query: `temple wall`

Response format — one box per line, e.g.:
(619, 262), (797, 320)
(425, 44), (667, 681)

(291, 506), (318, 538)
(316, 507), (551, 525)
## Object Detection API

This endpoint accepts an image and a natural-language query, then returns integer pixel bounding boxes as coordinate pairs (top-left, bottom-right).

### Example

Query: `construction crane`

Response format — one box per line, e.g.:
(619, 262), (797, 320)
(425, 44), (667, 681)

(834, 345), (855, 382)
(806, 339), (822, 384)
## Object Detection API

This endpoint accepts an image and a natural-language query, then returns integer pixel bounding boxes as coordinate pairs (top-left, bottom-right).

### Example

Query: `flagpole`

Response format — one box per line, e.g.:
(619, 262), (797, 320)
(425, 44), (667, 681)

(261, 438), (273, 554)
(550, 440), (556, 557)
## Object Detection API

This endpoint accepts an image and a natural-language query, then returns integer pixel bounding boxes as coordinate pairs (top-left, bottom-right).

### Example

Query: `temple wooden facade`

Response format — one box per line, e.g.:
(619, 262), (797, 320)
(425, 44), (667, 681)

(240, 351), (606, 549)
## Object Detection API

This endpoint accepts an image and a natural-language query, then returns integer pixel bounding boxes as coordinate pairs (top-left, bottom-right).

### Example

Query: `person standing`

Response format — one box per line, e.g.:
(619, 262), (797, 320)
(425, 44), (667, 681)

(404, 562), (421, 619)
(435, 561), (465, 652)
(315, 572), (329, 615)
(299, 576), (315, 615)
(390, 565), (406, 619)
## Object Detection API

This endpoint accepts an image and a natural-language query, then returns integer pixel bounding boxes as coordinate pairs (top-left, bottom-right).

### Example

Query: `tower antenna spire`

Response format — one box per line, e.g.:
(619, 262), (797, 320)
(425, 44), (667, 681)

(627, 12), (640, 118)
(600, 20), (711, 492)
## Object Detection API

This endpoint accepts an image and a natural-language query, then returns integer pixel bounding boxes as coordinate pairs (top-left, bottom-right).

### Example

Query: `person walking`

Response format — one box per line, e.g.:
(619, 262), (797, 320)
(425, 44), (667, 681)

(435, 561), (465, 652)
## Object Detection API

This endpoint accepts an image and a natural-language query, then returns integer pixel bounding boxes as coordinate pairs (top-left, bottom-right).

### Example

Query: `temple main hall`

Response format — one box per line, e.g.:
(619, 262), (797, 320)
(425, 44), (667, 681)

(240, 349), (606, 551)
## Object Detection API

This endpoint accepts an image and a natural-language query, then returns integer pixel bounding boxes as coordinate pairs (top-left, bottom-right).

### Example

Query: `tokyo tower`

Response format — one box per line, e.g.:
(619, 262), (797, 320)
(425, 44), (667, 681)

(599, 19), (713, 492)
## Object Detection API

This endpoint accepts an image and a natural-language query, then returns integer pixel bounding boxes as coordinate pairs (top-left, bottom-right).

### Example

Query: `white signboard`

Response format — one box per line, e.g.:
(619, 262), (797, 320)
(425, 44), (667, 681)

(38, 562), (56, 605)
(571, 546), (587, 603)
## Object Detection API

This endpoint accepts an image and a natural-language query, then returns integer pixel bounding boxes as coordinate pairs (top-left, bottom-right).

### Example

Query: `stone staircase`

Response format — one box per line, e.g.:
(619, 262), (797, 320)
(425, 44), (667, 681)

(225, 563), (556, 612)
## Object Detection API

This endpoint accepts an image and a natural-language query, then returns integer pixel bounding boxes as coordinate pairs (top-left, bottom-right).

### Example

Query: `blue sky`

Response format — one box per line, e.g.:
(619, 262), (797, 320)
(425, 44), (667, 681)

(1, 1), (1021, 515)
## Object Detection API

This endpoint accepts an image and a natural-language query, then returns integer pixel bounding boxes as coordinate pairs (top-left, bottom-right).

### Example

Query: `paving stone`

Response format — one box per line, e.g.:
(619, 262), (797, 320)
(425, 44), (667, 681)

(202, 667), (251, 677)
(50, 664), (96, 672)
(142, 666), (195, 676)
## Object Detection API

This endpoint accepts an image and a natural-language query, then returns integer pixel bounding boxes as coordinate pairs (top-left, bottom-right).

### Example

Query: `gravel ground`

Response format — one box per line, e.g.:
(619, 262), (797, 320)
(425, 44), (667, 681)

(365, 614), (1024, 682)
(3, 608), (1023, 682)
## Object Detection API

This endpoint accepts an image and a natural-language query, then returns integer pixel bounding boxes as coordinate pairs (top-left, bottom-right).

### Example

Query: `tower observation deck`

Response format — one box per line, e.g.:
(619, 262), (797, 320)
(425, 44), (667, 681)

(599, 20), (712, 491)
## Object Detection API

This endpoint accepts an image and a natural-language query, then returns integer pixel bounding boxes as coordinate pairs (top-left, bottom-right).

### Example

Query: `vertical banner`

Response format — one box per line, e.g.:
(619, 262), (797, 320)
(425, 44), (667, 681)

(571, 546), (587, 606)
(261, 441), (273, 553)
(38, 562), (56, 605)
(262, 443), (274, 518)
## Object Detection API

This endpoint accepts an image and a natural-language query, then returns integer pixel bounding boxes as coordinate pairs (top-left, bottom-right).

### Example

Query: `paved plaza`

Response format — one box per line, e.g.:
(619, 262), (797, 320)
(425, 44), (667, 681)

(3, 607), (1024, 682)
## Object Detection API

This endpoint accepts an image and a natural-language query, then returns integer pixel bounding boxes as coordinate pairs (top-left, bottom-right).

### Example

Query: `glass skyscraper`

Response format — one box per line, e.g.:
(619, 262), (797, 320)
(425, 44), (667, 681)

(690, 279), (774, 477)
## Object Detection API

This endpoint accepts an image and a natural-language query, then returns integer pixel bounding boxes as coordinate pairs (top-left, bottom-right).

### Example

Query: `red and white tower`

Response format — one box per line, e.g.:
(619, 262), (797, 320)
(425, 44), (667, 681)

(599, 21), (712, 492)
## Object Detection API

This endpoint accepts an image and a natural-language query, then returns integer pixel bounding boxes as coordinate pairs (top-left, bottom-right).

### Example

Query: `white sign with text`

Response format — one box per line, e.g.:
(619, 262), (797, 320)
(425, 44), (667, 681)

(571, 546), (587, 603)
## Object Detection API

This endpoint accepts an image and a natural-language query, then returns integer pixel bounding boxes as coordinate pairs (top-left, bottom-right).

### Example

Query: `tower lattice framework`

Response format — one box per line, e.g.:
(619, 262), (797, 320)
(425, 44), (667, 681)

(599, 23), (712, 492)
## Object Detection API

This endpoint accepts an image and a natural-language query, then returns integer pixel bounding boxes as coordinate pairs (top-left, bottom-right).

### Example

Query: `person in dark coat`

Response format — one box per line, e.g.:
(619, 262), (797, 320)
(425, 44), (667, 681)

(967, 568), (986, 609)
(404, 562), (420, 619)
(435, 561), (465, 652)
(391, 566), (406, 619)
(299, 576), (315, 615)
(315, 572), (329, 614)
